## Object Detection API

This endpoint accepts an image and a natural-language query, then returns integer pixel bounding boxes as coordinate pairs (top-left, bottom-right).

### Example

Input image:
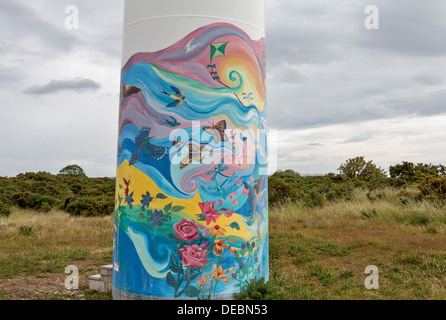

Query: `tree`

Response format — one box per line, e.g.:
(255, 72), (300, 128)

(338, 156), (386, 181)
(58, 164), (87, 177)
(389, 161), (416, 180)
(389, 162), (446, 183)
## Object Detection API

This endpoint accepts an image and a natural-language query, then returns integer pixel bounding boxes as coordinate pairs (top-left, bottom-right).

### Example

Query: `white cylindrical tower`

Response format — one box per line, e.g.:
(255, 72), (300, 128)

(113, 0), (267, 300)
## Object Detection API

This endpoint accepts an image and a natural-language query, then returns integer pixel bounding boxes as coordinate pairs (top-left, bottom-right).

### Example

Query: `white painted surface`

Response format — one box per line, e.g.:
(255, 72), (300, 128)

(122, 0), (265, 66)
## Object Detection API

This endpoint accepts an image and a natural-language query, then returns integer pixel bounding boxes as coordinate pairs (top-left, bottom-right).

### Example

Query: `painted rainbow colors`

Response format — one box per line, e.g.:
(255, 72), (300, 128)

(113, 22), (268, 299)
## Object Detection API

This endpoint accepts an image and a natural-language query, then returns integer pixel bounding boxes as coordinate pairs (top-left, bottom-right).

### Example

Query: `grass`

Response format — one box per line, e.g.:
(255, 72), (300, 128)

(1, 187), (446, 300)
(0, 209), (113, 300)
(266, 187), (446, 300)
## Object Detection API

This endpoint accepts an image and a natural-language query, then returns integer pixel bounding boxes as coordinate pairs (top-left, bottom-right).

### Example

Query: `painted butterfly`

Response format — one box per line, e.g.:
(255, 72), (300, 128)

(202, 120), (227, 143)
(179, 143), (209, 170)
(172, 136), (183, 148)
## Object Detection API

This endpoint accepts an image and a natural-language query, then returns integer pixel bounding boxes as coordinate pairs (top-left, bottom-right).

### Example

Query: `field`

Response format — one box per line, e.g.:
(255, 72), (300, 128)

(0, 209), (113, 300)
(268, 187), (446, 300)
(1, 186), (445, 300)
(0, 160), (445, 299)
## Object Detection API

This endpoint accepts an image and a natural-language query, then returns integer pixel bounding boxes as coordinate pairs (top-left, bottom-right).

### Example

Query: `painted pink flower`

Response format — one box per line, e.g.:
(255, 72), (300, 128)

(173, 218), (200, 242)
(198, 201), (221, 225)
(224, 209), (234, 218)
(236, 179), (244, 187)
(217, 199), (223, 206)
(242, 188), (249, 196)
(232, 199), (239, 206)
(229, 192), (237, 200)
(179, 244), (208, 268)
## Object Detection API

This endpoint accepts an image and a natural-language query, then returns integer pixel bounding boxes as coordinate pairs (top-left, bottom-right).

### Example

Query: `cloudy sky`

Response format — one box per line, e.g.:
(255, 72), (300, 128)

(1, 0), (445, 177)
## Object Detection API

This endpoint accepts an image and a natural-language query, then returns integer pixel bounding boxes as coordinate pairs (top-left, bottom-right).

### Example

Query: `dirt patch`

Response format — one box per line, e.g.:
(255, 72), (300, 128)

(0, 260), (106, 300)
(0, 274), (88, 300)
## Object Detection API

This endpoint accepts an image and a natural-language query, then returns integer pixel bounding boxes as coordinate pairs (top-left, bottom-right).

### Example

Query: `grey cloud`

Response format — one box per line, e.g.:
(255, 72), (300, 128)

(356, 0), (446, 57)
(269, 88), (446, 130)
(0, 64), (23, 84)
(308, 143), (323, 146)
(265, 0), (446, 132)
(412, 74), (443, 86)
(24, 78), (101, 95)
(61, 1), (124, 58)
(340, 135), (373, 144)
(268, 64), (305, 84)
(385, 90), (446, 117)
(0, 0), (78, 54)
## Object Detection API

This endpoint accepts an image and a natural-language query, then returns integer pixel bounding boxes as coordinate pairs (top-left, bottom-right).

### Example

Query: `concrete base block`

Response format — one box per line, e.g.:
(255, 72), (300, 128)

(89, 265), (113, 293)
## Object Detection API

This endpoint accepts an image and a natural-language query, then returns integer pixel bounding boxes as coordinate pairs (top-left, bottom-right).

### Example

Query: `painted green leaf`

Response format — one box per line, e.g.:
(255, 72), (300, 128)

(170, 253), (179, 268)
(169, 254), (182, 273)
(166, 271), (176, 288)
(228, 222), (241, 230)
(156, 193), (168, 200)
(184, 269), (201, 282)
(164, 202), (173, 213)
(161, 215), (172, 223)
(168, 233), (181, 244)
(184, 285), (200, 298)
(171, 206), (185, 213)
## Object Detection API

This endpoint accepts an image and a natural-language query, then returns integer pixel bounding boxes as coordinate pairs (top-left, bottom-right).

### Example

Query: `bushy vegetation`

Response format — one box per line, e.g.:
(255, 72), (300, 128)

(269, 157), (446, 208)
(0, 166), (115, 217)
(0, 157), (444, 218)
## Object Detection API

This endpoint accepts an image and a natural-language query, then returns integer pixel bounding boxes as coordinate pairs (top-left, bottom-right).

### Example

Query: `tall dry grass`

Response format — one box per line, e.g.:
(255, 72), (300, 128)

(272, 187), (446, 227)
(268, 187), (446, 300)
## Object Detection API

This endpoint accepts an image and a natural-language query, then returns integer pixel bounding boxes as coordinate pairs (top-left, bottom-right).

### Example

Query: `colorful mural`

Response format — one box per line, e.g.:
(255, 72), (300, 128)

(113, 22), (268, 299)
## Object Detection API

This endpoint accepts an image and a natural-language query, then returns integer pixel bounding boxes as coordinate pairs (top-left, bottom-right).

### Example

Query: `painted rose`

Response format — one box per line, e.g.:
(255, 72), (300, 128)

(173, 218), (200, 242)
(179, 244), (208, 268)
(198, 201), (221, 225)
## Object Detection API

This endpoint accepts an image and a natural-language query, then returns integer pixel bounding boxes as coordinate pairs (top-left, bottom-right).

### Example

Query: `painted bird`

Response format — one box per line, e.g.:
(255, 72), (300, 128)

(243, 177), (267, 240)
(161, 86), (186, 108)
(120, 82), (141, 104)
(184, 38), (199, 53)
(129, 127), (168, 166)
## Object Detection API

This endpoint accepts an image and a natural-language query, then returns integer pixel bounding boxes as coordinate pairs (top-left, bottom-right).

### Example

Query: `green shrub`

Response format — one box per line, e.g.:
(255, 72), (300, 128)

(18, 226), (33, 236)
(268, 177), (300, 206)
(361, 208), (378, 219)
(0, 171), (115, 217)
(234, 277), (271, 300)
(426, 225), (438, 234)
(303, 190), (325, 208)
(0, 200), (11, 217)
(12, 192), (58, 211)
(407, 211), (431, 226)
(66, 196), (114, 217)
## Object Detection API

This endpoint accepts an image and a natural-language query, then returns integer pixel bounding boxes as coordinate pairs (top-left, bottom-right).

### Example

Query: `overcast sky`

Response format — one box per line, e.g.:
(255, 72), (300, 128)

(1, 0), (445, 177)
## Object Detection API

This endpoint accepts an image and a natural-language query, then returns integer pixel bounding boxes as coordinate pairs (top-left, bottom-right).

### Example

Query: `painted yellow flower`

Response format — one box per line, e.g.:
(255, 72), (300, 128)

(196, 273), (213, 286)
(211, 265), (231, 282)
(209, 225), (227, 238)
(213, 239), (229, 256)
